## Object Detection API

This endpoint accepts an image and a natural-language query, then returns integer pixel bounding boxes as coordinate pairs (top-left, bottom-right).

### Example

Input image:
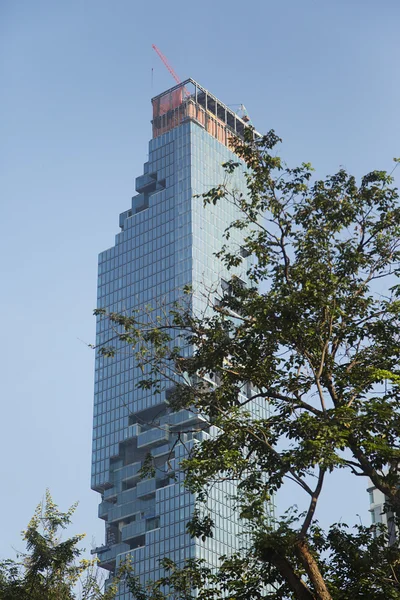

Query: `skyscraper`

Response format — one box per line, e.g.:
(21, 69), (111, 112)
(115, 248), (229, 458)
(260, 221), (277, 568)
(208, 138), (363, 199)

(91, 79), (266, 597)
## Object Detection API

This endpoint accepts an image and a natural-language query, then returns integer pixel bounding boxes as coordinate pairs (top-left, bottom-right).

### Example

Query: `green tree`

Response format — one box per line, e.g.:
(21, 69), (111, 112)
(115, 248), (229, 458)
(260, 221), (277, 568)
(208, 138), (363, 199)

(95, 131), (400, 599)
(0, 490), (120, 600)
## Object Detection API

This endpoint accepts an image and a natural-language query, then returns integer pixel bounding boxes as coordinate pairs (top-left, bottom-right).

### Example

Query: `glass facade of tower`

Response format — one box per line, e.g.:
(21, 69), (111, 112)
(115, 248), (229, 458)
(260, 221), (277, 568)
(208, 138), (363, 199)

(92, 80), (268, 598)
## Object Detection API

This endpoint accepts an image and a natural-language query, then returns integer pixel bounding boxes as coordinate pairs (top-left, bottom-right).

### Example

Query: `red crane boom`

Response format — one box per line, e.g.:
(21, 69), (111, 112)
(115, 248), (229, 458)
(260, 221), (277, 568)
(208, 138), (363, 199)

(152, 44), (181, 86)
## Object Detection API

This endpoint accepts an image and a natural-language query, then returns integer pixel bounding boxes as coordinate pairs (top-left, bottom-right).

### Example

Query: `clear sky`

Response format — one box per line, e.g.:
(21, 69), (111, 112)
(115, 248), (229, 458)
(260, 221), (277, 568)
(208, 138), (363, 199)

(1, 0), (399, 561)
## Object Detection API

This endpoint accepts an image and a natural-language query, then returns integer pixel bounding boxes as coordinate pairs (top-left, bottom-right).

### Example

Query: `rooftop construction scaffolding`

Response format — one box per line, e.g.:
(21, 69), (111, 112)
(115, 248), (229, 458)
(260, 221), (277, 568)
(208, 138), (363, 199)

(151, 79), (260, 148)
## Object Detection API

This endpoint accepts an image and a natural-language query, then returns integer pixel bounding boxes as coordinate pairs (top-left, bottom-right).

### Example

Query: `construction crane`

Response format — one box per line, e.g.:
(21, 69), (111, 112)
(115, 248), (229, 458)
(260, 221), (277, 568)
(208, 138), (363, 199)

(152, 44), (190, 97)
(152, 44), (181, 86)
(228, 103), (252, 125)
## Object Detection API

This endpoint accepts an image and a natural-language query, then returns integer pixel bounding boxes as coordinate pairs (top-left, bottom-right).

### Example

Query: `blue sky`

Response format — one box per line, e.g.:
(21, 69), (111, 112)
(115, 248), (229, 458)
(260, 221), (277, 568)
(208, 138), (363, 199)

(1, 0), (399, 560)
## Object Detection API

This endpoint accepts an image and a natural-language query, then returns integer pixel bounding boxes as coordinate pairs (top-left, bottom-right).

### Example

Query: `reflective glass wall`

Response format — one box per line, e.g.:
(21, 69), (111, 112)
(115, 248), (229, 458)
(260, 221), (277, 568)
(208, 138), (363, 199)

(92, 113), (268, 599)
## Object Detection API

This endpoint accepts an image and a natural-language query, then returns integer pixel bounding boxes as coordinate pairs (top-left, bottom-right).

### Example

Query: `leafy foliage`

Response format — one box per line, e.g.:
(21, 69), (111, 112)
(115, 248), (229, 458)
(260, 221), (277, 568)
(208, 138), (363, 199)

(0, 490), (120, 600)
(95, 130), (400, 599)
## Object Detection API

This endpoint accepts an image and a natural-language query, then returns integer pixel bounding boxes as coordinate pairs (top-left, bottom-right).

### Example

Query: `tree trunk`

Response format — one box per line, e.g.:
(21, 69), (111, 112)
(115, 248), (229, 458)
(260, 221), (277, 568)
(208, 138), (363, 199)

(260, 547), (316, 600)
(295, 540), (332, 600)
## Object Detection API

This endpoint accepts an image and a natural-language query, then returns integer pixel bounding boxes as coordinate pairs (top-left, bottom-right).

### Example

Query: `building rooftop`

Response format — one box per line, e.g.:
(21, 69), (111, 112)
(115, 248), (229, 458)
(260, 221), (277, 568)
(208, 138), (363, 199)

(151, 78), (261, 145)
